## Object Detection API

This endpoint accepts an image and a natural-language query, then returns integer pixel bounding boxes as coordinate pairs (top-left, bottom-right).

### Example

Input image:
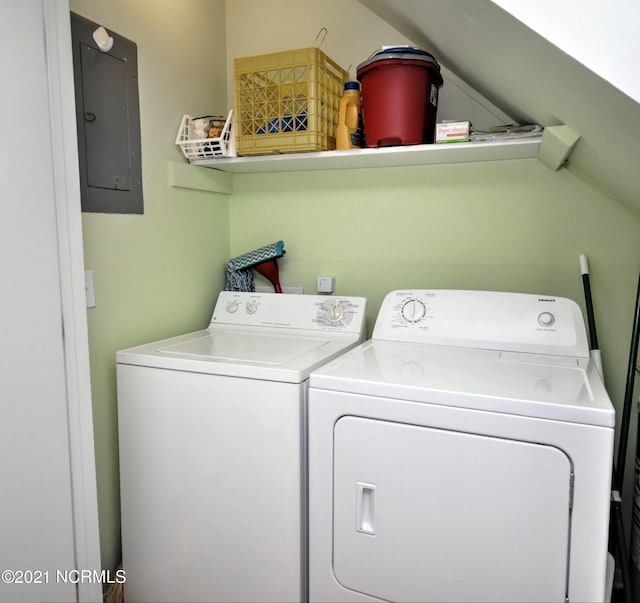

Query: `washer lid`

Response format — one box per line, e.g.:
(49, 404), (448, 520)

(116, 325), (363, 383)
(309, 340), (615, 427)
(158, 329), (328, 364)
(116, 291), (368, 383)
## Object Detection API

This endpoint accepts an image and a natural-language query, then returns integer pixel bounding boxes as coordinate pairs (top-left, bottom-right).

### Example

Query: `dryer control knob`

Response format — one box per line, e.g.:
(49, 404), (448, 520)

(226, 301), (239, 313)
(538, 311), (555, 327)
(246, 301), (258, 314)
(401, 299), (426, 323)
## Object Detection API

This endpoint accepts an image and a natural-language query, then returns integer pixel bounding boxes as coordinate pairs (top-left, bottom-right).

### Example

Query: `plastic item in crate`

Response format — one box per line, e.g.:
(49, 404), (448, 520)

(175, 110), (236, 161)
(234, 48), (347, 155)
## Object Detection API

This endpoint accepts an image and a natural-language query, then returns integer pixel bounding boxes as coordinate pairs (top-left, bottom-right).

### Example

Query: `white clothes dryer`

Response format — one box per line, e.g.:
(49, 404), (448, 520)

(117, 291), (366, 603)
(308, 290), (614, 603)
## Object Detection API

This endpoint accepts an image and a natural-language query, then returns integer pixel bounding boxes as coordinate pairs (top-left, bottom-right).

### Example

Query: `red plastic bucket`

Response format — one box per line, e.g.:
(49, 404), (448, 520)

(357, 47), (443, 147)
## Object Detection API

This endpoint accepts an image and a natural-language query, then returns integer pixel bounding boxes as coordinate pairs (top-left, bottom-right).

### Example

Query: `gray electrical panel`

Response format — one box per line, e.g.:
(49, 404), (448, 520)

(71, 13), (143, 214)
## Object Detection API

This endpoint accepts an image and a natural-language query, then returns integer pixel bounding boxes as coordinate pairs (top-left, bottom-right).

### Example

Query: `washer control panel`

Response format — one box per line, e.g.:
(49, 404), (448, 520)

(212, 291), (367, 334)
(373, 290), (589, 357)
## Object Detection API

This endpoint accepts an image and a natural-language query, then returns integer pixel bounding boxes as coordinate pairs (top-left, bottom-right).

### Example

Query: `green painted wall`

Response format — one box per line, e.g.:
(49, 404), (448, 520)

(230, 159), (640, 433)
(70, 0), (230, 572)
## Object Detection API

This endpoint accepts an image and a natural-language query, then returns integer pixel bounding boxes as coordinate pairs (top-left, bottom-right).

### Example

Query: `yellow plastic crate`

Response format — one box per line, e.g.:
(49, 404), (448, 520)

(234, 47), (348, 155)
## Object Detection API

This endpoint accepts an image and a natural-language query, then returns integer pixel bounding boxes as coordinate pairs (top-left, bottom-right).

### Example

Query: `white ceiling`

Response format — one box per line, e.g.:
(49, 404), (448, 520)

(492, 0), (640, 104)
(360, 0), (640, 216)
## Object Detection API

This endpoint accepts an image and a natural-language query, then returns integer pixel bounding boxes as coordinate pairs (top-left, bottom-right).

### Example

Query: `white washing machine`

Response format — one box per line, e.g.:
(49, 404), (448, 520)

(308, 289), (614, 603)
(117, 291), (367, 603)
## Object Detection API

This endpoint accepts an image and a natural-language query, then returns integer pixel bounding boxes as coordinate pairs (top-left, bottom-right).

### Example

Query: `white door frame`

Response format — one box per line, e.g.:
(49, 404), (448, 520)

(44, 1), (102, 601)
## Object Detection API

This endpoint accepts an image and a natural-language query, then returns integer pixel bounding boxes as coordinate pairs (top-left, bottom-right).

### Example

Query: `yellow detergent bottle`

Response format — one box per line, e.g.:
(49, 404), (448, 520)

(336, 81), (364, 149)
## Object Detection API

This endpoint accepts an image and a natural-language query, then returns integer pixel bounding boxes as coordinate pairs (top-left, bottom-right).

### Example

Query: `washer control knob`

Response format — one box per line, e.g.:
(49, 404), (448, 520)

(325, 303), (344, 323)
(538, 311), (555, 327)
(401, 299), (426, 323)
(245, 301), (258, 315)
(226, 301), (239, 313)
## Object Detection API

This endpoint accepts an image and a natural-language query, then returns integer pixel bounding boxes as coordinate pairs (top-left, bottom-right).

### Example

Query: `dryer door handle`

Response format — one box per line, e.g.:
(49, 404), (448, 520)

(356, 482), (376, 535)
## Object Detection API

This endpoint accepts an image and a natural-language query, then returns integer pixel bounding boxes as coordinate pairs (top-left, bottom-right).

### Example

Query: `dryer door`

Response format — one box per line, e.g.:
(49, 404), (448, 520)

(333, 416), (572, 603)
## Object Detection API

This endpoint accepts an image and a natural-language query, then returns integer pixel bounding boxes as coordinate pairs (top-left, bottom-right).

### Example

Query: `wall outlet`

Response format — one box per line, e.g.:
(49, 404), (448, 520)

(317, 276), (335, 294)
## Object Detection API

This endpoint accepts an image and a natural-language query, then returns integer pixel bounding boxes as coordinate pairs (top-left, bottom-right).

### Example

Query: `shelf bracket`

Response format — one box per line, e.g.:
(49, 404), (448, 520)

(538, 125), (580, 170)
(168, 161), (232, 195)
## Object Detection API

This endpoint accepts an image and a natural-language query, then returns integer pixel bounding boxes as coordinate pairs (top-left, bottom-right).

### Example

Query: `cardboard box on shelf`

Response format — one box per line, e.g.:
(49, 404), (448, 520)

(436, 120), (470, 144)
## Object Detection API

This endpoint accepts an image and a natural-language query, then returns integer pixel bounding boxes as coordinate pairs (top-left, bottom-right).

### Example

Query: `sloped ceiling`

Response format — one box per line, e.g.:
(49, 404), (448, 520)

(360, 0), (640, 217)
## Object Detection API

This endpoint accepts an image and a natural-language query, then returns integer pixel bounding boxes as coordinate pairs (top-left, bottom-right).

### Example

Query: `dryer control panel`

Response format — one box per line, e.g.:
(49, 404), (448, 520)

(373, 290), (589, 357)
(211, 291), (367, 335)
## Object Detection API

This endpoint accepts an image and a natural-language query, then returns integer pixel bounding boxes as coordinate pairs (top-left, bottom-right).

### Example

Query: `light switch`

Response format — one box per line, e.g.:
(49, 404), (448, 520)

(85, 270), (96, 308)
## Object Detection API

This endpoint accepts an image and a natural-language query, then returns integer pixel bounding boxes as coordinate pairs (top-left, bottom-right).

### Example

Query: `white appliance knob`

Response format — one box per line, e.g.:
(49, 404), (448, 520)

(325, 303), (344, 323)
(538, 312), (555, 327)
(226, 301), (239, 313)
(246, 301), (258, 314)
(401, 299), (426, 323)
